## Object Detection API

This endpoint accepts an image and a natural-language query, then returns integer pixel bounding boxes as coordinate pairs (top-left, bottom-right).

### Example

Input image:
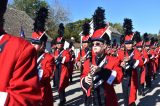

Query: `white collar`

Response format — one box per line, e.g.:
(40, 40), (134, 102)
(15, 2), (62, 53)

(0, 35), (4, 40)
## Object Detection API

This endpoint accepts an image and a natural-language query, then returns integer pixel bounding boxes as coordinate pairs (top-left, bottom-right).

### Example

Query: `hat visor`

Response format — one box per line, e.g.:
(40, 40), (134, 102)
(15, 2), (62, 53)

(136, 46), (142, 48)
(31, 39), (42, 44)
(91, 38), (104, 43)
(82, 41), (89, 43)
(145, 45), (150, 47)
(56, 42), (64, 44)
(124, 40), (133, 44)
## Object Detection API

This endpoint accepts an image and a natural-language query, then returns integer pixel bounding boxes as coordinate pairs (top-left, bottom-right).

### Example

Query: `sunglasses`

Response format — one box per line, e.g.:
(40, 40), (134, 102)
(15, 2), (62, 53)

(92, 42), (103, 47)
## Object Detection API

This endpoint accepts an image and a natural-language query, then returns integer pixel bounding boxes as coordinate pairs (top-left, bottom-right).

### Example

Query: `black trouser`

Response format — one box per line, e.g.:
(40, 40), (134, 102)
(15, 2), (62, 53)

(59, 89), (66, 102)
(146, 75), (152, 88)
(86, 86), (105, 106)
(137, 67), (144, 94)
(53, 75), (56, 87)
(70, 74), (72, 82)
(55, 65), (66, 102)
(82, 90), (88, 106)
(145, 63), (152, 88)
(122, 76), (130, 106)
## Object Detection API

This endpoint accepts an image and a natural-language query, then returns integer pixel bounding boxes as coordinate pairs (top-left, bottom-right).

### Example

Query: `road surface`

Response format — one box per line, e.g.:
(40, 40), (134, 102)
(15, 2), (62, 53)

(52, 70), (160, 106)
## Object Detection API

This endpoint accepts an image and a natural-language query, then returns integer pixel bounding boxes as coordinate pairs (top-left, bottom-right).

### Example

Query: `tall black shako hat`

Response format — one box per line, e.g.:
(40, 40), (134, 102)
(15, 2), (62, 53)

(143, 33), (150, 46)
(81, 22), (90, 43)
(56, 23), (65, 44)
(91, 7), (110, 45)
(123, 18), (134, 44)
(134, 31), (143, 47)
(112, 39), (118, 48)
(150, 37), (158, 47)
(0, 0), (8, 36)
(0, 0), (8, 26)
(31, 7), (49, 44)
(120, 35), (125, 46)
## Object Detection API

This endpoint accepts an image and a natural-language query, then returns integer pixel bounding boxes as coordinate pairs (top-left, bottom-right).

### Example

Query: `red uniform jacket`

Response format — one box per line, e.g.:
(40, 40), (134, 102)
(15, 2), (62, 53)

(80, 55), (123, 106)
(155, 47), (159, 69)
(76, 49), (89, 62)
(117, 49), (143, 105)
(140, 49), (149, 84)
(38, 53), (54, 106)
(76, 49), (95, 64)
(68, 49), (75, 75)
(109, 48), (117, 57)
(53, 49), (70, 92)
(0, 34), (41, 106)
(147, 49), (156, 75)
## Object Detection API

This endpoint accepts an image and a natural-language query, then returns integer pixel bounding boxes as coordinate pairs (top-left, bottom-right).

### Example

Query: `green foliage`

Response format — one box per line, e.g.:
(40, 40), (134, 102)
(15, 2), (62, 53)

(109, 22), (123, 34)
(46, 3), (70, 39)
(64, 19), (123, 42)
(11, 0), (70, 40)
(157, 35), (160, 45)
(11, 0), (48, 19)
(64, 18), (91, 42)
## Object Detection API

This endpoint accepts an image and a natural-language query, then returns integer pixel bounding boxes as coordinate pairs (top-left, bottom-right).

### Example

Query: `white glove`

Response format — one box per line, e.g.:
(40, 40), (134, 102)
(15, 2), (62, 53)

(85, 74), (92, 85)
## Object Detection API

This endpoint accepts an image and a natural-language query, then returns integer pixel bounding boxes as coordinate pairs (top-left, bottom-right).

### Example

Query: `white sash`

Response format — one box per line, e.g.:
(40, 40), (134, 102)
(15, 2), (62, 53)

(37, 53), (45, 81)
(0, 91), (8, 106)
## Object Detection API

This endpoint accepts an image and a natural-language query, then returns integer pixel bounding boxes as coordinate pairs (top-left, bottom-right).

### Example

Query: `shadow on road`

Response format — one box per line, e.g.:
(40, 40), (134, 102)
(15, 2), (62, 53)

(66, 87), (82, 97)
(137, 72), (160, 106)
(65, 95), (84, 106)
(117, 92), (125, 106)
(138, 89), (160, 106)
(117, 71), (160, 106)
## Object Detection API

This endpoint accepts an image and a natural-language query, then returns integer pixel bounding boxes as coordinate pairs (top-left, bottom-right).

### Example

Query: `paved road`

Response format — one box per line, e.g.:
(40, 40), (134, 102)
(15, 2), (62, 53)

(52, 70), (160, 106)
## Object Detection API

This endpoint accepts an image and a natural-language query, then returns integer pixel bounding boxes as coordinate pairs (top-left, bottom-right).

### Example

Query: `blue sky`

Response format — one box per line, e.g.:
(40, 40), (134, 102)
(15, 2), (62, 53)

(9, 0), (160, 34)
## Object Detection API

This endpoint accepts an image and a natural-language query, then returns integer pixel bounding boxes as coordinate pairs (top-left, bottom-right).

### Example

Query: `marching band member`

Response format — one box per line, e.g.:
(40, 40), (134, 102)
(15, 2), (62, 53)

(134, 31), (149, 96)
(76, 22), (91, 74)
(31, 7), (54, 106)
(118, 18), (143, 106)
(53, 23), (71, 106)
(143, 33), (155, 88)
(80, 7), (123, 106)
(67, 42), (76, 83)
(0, 0), (41, 105)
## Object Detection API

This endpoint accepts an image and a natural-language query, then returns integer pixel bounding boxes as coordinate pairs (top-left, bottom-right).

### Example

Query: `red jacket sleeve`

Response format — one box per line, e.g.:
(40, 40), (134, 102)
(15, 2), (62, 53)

(6, 43), (41, 106)
(76, 52), (81, 62)
(62, 50), (71, 63)
(112, 58), (123, 84)
(41, 53), (54, 80)
(133, 49), (144, 68)
(143, 50), (149, 64)
(80, 59), (91, 96)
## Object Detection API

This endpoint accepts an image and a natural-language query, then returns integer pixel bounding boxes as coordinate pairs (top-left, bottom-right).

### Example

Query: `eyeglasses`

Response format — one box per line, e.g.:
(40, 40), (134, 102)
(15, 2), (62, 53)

(92, 42), (103, 47)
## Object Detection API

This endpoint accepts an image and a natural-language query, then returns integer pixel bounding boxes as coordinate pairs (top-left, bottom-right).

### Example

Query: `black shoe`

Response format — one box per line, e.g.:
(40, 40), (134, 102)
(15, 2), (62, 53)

(53, 84), (56, 88)
(70, 80), (73, 83)
(146, 84), (152, 88)
(59, 100), (66, 106)
(129, 102), (136, 106)
(153, 74), (157, 80)
(142, 91), (145, 96)
(138, 91), (142, 96)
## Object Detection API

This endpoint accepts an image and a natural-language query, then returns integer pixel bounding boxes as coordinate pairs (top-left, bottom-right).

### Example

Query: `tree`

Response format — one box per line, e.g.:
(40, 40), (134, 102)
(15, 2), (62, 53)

(158, 30), (160, 36)
(109, 22), (123, 34)
(11, 0), (48, 19)
(64, 18), (91, 42)
(47, 1), (70, 39)
(11, 0), (70, 39)
(64, 19), (124, 42)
